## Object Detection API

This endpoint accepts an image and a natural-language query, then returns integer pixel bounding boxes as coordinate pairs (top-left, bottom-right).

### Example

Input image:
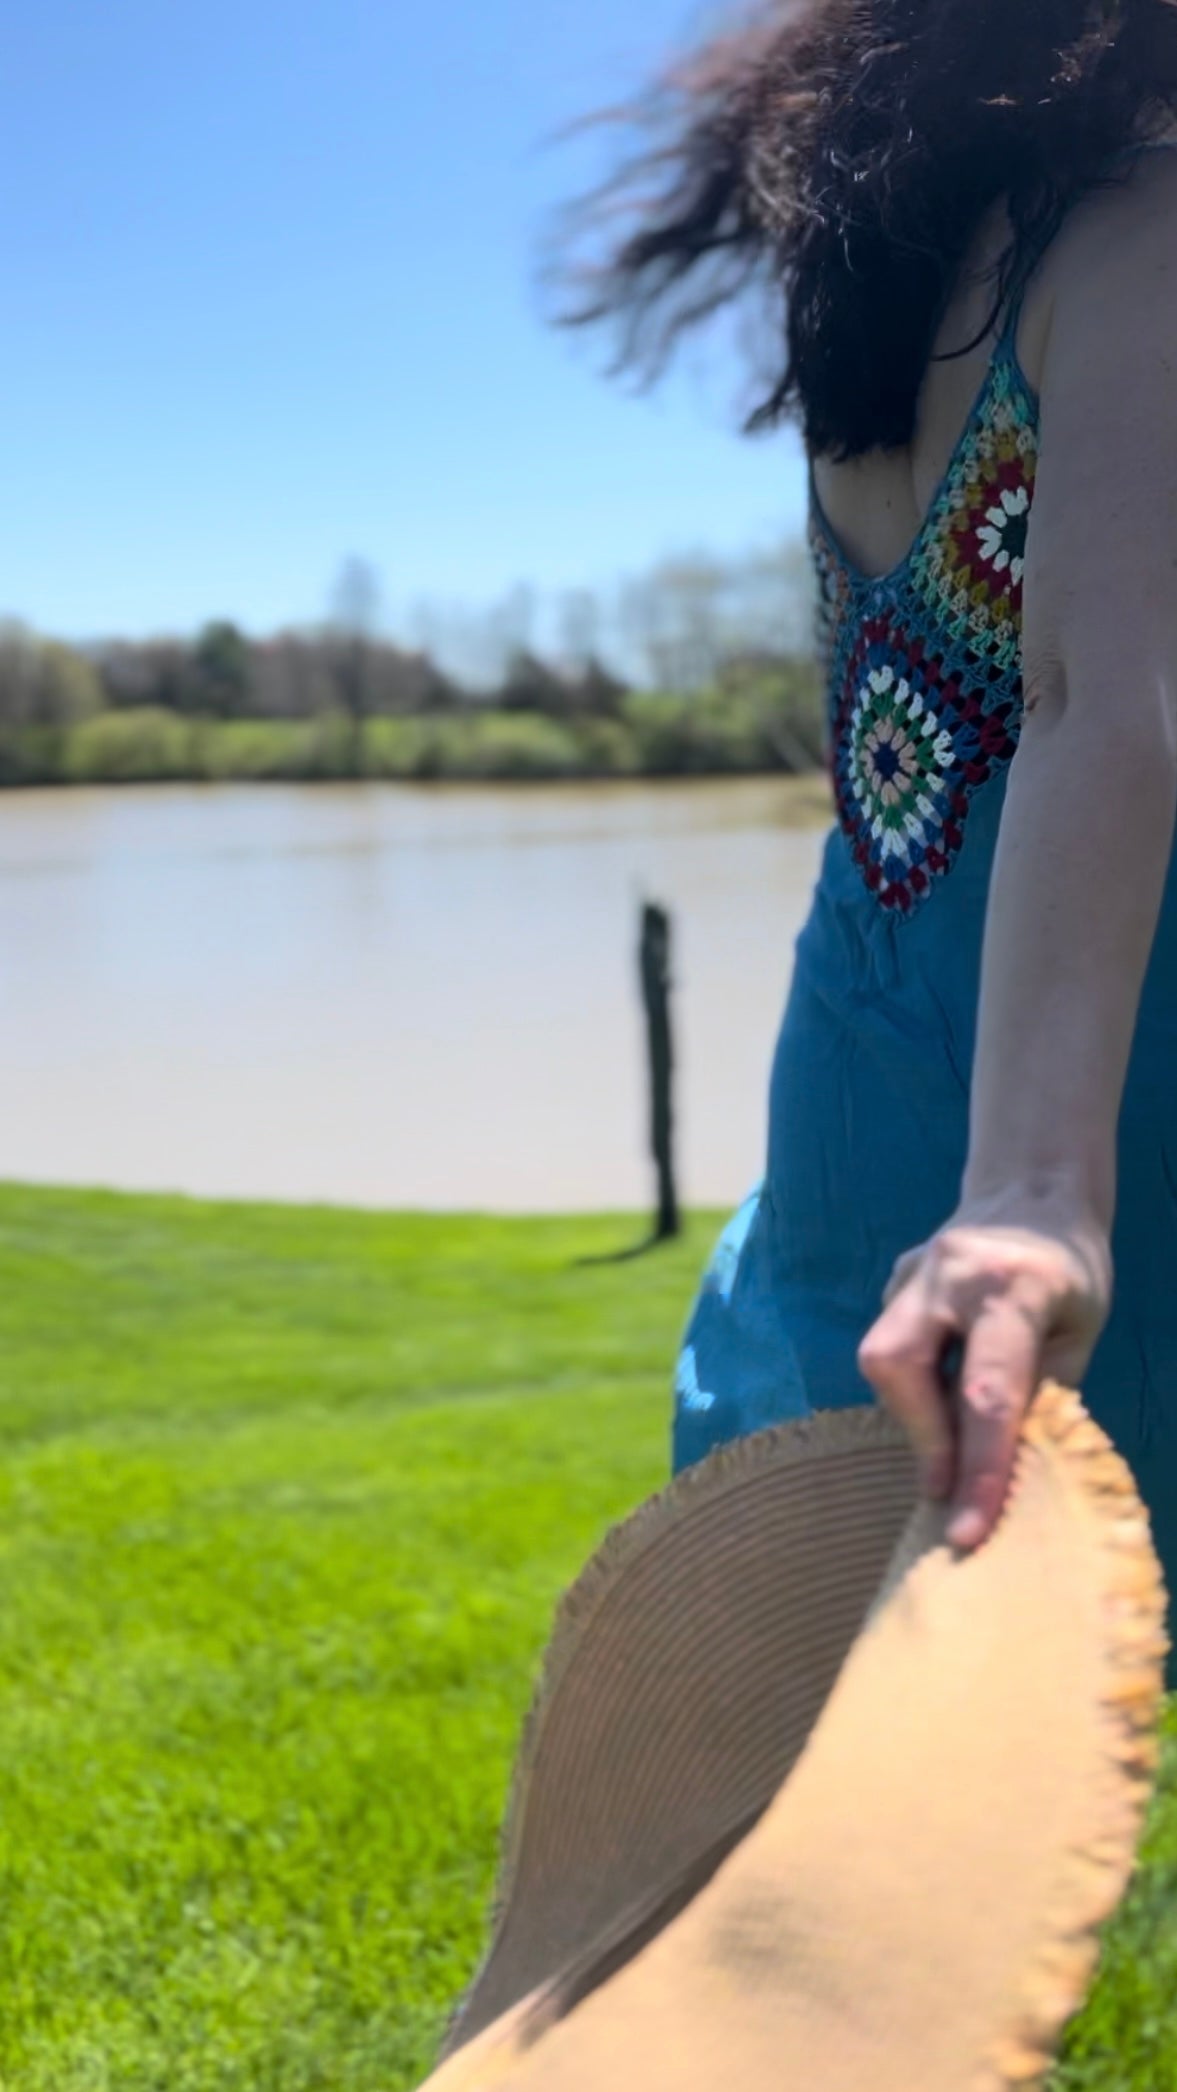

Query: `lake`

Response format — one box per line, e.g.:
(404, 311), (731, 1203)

(0, 779), (830, 1213)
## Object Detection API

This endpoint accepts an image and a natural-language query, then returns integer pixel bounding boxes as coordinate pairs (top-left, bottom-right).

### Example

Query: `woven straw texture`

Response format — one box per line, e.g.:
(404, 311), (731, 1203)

(427, 1386), (1168, 2092)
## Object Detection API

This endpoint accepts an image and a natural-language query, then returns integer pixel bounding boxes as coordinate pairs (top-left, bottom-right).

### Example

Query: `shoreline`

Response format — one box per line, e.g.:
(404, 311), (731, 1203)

(0, 757), (835, 824)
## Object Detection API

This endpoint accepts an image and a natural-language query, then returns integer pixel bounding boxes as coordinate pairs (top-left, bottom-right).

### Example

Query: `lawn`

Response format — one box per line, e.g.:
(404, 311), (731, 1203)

(0, 1185), (1171, 2091)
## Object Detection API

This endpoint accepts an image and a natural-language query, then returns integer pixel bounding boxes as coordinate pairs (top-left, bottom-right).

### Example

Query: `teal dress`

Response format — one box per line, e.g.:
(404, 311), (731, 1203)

(673, 290), (1177, 1668)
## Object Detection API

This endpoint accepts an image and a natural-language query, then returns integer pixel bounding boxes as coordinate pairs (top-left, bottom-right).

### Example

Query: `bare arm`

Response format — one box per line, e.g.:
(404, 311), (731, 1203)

(861, 162), (1177, 1542)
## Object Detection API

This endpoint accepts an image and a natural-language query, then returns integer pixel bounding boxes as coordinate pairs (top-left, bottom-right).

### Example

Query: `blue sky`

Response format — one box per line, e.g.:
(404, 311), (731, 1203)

(0, 0), (805, 642)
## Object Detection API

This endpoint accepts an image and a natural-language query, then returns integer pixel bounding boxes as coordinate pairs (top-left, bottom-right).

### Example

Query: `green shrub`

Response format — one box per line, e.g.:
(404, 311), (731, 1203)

(620, 665), (826, 778)
(362, 716), (438, 779)
(568, 714), (640, 776)
(736, 663), (827, 772)
(0, 726), (69, 785)
(64, 707), (197, 783)
(191, 719), (308, 781)
(622, 692), (764, 775)
(0, 679), (828, 791)
(365, 712), (589, 782)
(452, 711), (585, 779)
(58, 709), (367, 786)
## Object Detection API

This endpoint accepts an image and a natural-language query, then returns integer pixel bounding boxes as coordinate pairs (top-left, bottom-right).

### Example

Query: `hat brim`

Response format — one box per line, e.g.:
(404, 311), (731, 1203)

(432, 1386), (1167, 2092)
(444, 1403), (919, 2051)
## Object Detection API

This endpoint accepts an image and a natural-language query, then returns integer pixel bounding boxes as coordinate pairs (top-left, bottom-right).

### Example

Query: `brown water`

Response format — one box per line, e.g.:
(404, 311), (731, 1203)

(0, 780), (829, 1212)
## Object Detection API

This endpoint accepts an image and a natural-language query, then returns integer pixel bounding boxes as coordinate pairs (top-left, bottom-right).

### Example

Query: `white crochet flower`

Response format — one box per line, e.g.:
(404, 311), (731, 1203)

(976, 483), (1030, 584)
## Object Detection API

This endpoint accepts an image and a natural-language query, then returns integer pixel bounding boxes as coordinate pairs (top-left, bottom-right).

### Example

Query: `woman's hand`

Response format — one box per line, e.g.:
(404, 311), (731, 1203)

(858, 1204), (1112, 1551)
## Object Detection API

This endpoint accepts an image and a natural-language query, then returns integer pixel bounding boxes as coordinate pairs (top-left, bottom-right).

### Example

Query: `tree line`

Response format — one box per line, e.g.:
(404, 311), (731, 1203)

(0, 544), (826, 785)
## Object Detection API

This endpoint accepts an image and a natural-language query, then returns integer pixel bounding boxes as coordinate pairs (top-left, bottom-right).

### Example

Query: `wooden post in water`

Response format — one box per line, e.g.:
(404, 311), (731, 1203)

(640, 901), (680, 1241)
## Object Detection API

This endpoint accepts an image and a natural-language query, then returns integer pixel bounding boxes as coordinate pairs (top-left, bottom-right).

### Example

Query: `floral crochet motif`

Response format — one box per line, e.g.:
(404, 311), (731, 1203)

(814, 330), (1038, 914)
(905, 347), (1037, 672)
(976, 482), (1029, 585)
(832, 619), (1020, 912)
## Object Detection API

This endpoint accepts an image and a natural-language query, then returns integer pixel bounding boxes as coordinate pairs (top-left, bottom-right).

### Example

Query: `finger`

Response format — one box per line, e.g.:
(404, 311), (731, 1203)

(948, 1297), (1042, 1551)
(858, 1285), (956, 1501)
(883, 1244), (925, 1308)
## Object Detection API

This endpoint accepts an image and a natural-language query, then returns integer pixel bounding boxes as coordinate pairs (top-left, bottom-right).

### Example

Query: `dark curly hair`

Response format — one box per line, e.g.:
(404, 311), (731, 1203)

(559, 0), (1177, 458)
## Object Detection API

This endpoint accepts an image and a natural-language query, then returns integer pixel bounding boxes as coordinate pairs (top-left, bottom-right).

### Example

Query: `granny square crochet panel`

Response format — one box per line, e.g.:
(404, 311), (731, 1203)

(810, 342), (1039, 915)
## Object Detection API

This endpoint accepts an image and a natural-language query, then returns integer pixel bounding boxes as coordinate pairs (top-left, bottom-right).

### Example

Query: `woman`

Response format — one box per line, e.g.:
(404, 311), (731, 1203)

(571, 0), (1177, 1669)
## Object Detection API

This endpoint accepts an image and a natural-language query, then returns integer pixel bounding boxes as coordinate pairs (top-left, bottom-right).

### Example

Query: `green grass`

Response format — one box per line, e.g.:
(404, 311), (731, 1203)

(0, 1185), (1171, 2090)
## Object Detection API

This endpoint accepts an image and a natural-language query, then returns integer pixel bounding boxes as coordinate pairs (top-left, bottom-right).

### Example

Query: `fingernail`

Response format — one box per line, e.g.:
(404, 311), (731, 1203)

(948, 1508), (987, 1551)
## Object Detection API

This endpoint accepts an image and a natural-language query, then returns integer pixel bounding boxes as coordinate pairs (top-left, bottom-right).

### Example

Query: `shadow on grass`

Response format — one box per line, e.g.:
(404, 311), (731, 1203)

(574, 1226), (682, 1268)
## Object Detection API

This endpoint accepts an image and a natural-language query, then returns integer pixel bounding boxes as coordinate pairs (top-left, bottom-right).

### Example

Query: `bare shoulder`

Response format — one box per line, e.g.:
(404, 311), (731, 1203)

(1020, 145), (1177, 664)
(1021, 147), (1177, 392)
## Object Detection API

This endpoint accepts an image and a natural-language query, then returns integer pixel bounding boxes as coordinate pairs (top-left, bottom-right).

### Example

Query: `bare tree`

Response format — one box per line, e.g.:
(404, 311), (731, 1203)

(0, 622), (40, 728)
(557, 588), (603, 674)
(330, 555), (383, 640)
(405, 592), (520, 694)
(37, 641), (103, 728)
(328, 556), (384, 759)
(619, 554), (726, 691)
(0, 623), (103, 731)
(722, 539), (814, 659)
(616, 538), (815, 691)
(480, 583), (536, 686)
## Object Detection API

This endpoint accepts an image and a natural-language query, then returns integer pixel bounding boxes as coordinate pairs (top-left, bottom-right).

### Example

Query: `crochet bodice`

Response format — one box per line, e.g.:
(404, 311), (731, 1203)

(809, 327), (1039, 916)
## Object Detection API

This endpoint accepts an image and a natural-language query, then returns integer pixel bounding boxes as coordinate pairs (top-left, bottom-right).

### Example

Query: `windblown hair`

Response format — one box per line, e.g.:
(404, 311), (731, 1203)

(561, 0), (1177, 458)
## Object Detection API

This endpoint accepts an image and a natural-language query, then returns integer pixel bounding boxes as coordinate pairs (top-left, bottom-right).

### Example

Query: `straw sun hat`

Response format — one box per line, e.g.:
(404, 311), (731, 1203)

(423, 1385), (1168, 2092)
